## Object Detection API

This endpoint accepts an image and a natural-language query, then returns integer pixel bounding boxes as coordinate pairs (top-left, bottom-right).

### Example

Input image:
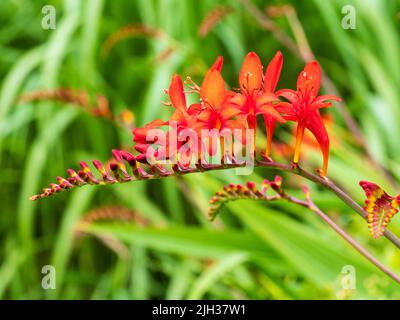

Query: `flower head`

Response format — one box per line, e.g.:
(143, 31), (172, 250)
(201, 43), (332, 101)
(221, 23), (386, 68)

(229, 52), (285, 156)
(262, 51), (286, 157)
(133, 74), (197, 163)
(194, 57), (245, 155)
(277, 61), (341, 176)
(31, 51), (346, 201)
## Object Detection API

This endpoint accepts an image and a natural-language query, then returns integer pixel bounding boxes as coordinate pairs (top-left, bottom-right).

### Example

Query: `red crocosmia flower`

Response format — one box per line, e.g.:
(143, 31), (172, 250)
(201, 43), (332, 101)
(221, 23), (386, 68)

(194, 57), (245, 156)
(133, 118), (165, 145)
(297, 114), (339, 151)
(359, 181), (400, 239)
(133, 119), (166, 162)
(167, 74), (205, 164)
(229, 52), (285, 156)
(168, 74), (199, 127)
(169, 73), (188, 121)
(133, 75), (198, 163)
(262, 51), (287, 157)
(277, 60), (341, 176)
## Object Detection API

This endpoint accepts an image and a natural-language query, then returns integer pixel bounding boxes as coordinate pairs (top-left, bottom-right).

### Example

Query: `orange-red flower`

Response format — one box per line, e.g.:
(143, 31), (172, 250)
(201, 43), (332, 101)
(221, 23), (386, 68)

(133, 74), (197, 163)
(133, 53), (340, 173)
(277, 61), (341, 176)
(229, 52), (285, 156)
(262, 51), (287, 157)
(31, 51), (350, 202)
(167, 74), (203, 164)
(194, 57), (246, 155)
(133, 119), (165, 150)
(168, 74), (199, 126)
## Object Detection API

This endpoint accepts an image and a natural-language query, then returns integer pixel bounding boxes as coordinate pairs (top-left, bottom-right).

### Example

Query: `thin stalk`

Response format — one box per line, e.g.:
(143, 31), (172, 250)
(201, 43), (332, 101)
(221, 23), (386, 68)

(210, 176), (400, 284)
(283, 194), (400, 284)
(255, 159), (400, 249)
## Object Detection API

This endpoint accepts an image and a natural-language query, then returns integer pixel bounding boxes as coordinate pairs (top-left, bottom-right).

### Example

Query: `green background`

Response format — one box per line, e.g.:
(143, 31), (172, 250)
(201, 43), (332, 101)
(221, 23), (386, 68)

(0, 0), (399, 299)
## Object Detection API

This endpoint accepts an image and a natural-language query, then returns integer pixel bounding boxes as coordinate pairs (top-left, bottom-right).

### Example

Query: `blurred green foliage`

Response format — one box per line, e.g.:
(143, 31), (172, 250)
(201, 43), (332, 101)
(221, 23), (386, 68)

(0, 0), (399, 299)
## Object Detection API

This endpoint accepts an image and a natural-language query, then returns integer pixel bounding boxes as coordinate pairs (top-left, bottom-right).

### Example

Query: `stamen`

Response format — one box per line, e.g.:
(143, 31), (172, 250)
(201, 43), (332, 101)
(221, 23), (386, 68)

(185, 76), (201, 92)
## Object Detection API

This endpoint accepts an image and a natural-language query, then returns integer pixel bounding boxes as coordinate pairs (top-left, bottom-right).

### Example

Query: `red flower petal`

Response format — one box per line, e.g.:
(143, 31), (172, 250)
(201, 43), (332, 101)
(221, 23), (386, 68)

(276, 89), (299, 104)
(170, 109), (185, 122)
(264, 51), (283, 93)
(275, 102), (295, 119)
(297, 61), (321, 101)
(313, 94), (342, 104)
(263, 115), (276, 157)
(200, 69), (226, 108)
(312, 94), (342, 110)
(220, 105), (242, 121)
(187, 103), (203, 115)
(134, 143), (149, 153)
(257, 105), (285, 123)
(239, 52), (263, 95)
(169, 74), (187, 113)
(255, 92), (279, 107)
(304, 110), (329, 176)
(133, 119), (165, 142)
(197, 108), (212, 122)
(211, 56), (224, 72)
(225, 93), (246, 109)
